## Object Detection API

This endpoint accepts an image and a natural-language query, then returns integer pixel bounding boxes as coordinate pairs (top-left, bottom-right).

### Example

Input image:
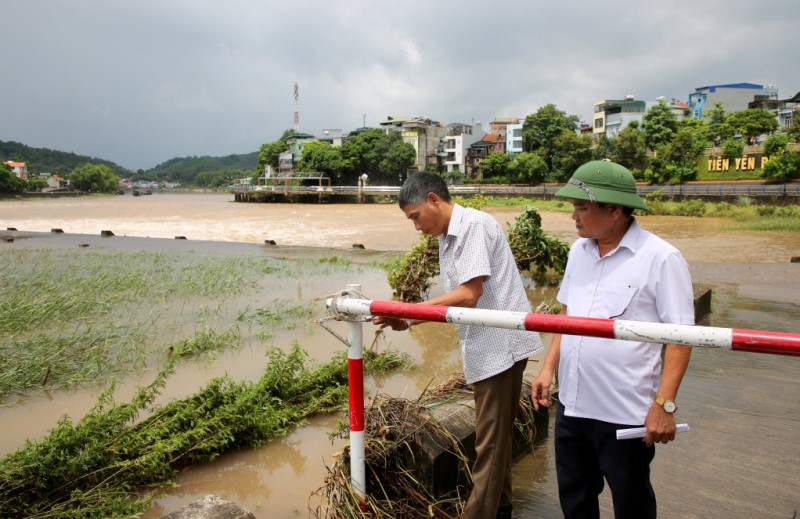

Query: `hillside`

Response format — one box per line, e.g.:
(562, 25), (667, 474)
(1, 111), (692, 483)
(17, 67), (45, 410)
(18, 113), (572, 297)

(0, 140), (259, 185)
(0, 140), (132, 178)
(144, 152), (258, 183)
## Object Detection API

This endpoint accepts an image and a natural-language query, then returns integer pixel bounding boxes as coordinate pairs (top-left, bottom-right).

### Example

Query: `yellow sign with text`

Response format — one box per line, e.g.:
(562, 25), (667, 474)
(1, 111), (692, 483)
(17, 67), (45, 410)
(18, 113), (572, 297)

(707, 154), (769, 172)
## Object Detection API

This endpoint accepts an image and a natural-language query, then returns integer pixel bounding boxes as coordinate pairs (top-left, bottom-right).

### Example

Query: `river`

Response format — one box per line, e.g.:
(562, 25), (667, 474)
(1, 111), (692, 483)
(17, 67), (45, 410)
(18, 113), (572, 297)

(1, 193), (798, 518)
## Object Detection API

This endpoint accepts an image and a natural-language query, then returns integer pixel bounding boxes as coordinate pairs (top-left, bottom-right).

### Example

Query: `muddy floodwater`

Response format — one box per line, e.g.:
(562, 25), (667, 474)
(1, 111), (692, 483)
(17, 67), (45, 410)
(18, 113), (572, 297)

(1, 193), (799, 518)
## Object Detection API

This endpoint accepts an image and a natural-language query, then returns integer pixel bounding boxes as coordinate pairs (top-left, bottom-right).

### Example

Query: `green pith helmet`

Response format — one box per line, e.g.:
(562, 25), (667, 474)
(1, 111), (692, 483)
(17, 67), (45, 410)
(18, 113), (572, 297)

(555, 160), (648, 211)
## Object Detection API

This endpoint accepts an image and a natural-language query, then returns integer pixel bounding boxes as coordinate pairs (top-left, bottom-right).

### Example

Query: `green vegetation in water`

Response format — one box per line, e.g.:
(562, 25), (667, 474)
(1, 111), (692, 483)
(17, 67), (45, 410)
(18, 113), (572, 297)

(642, 192), (800, 231)
(384, 199), (570, 302)
(0, 249), (350, 401)
(0, 344), (411, 518)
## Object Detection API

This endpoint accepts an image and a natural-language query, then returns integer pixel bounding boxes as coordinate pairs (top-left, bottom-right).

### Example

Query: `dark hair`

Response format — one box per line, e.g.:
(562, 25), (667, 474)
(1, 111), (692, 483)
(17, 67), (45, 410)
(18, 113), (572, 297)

(598, 202), (635, 217)
(398, 171), (451, 209)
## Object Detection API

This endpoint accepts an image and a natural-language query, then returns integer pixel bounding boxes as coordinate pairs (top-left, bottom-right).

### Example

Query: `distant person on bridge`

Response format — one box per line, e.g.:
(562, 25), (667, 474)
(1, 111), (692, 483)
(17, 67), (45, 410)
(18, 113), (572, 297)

(530, 160), (694, 518)
(374, 171), (543, 519)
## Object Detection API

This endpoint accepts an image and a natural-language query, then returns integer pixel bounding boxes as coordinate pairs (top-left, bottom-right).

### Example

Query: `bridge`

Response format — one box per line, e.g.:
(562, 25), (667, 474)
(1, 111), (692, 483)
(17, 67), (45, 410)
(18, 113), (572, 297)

(228, 180), (800, 203)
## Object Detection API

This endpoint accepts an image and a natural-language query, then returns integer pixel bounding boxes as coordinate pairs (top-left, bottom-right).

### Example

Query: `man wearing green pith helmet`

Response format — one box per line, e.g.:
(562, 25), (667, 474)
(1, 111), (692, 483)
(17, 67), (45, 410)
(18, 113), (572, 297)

(530, 160), (694, 519)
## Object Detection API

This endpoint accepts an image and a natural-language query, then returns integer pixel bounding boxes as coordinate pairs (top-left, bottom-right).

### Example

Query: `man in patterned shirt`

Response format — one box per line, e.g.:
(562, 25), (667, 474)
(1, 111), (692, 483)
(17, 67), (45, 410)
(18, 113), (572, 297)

(375, 171), (543, 519)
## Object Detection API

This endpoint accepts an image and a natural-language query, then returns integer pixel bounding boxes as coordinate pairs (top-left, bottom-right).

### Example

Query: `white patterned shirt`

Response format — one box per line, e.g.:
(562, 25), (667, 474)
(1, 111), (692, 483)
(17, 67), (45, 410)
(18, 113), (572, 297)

(557, 219), (695, 425)
(439, 204), (543, 384)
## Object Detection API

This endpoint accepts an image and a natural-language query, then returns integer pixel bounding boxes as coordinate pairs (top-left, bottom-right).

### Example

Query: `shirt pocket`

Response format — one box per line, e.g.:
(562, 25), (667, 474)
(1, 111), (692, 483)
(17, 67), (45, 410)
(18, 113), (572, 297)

(590, 284), (639, 319)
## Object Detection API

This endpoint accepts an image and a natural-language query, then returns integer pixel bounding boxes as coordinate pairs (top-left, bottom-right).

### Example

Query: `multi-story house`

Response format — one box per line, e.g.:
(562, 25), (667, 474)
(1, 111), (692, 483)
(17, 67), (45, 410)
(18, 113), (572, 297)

(593, 96), (687, 139)
(380, 116), (448, 171)
(277, 133), (316, 175)
(749, 91), (799, 130)
(442, 122), (485, 174)
(688, 83), (779, 120)
(593, 97), (646, 139)
(3, 161), (27, 179)
(465, 133), (506, 179)
(506, 122), (524, 154)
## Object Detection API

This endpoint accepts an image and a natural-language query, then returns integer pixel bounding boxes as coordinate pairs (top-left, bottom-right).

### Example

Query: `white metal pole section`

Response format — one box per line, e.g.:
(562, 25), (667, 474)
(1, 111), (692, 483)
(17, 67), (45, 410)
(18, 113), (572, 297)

(327, 296), (800, 357)
(344, 284), (366, 502)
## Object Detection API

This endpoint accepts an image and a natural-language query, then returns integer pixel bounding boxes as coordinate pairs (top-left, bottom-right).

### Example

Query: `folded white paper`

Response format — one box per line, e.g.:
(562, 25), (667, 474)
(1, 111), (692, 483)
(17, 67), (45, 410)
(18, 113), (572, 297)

(616, 423), (690, 440)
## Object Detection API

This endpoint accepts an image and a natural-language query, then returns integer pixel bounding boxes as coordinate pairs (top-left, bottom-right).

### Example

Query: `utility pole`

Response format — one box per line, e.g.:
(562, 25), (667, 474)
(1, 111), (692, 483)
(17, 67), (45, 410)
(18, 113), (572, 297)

(293, 82), (300, 132)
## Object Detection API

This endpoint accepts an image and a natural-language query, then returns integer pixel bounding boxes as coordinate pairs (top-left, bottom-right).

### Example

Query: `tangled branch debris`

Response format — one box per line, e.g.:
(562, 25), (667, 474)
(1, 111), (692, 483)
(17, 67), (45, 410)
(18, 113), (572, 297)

(312, 374), (541, 518)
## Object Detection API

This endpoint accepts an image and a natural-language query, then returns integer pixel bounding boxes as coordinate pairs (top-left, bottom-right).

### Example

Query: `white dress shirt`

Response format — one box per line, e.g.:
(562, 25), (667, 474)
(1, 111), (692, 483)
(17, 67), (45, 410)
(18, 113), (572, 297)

(557, 219), (695, 425)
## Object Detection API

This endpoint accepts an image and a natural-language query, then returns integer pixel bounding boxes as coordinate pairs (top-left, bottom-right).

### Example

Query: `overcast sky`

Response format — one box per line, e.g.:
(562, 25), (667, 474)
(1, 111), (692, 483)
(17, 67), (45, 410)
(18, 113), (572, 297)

(2, 1), (799, 171)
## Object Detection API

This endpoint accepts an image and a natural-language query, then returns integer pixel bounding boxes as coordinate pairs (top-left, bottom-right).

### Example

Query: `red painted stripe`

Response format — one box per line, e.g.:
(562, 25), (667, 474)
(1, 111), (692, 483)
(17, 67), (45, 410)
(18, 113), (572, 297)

(348, 358), (364, 432)
(731, 329), (800, 357)
(524, 313), (616, 338)
(369, 301), (450, 323)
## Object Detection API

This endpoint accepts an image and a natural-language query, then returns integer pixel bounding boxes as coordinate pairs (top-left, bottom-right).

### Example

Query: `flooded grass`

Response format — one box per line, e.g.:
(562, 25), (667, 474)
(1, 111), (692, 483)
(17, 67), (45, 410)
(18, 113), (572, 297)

(0, 248), (342, 401)
(0, 345), (412, 518)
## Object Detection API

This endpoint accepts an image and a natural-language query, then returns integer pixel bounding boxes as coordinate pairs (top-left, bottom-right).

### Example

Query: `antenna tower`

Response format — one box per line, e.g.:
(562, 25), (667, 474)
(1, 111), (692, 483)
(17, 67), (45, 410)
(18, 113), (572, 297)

(293, 82), (300, 132)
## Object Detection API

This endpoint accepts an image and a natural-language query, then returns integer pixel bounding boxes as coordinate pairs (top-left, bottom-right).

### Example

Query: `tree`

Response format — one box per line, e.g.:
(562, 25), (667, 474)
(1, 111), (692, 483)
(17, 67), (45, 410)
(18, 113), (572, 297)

(785, 120), (800, 143)
(296, 141), (347, 181)
(257, 129), (298, 173)
(479, 152), (512, 180)
(0, 163), (26, 193)
(592, 134), (616, 161)
(69, 164), (120, 193)
(522, 104), (579, 170)
(550, 132), (593, 181)
(763, 133), (797, 180)
(763, 133), (790, 158)
(721, 139), (744, 161)
(613, 125), (648, 174)
(195, 170), (235, 188)
(763, 134), (800, 182)
(642, 99), (678, 151)
(661, 128), (702, 183)
(726, 109), (779, 143)
(678, 117), (714, 149)
(706, 102), (734, 144)
(381, 140), (417, 181)
(512, 152), (548, 185)
(340, 129), (413, 185)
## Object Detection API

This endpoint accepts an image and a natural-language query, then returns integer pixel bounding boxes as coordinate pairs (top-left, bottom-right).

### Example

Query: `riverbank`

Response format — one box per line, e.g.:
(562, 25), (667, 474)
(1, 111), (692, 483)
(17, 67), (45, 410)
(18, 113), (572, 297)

(1, 195), (799, 518)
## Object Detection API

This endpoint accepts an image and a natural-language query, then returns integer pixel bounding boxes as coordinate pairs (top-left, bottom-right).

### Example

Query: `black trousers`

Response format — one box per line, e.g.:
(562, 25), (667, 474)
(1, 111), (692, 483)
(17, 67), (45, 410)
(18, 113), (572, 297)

(555, 403), (657, 519)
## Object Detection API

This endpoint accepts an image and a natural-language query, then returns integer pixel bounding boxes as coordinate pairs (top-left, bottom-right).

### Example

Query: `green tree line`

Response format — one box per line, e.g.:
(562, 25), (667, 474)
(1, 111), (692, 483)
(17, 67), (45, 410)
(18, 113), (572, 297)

(475, 101), (800, 186)
(257, 128), (417, 186)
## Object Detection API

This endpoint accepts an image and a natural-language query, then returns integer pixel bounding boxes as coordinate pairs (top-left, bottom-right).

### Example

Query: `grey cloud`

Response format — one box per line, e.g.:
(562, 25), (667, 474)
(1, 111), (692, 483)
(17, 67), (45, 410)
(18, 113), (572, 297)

(1, 0), (798, 170)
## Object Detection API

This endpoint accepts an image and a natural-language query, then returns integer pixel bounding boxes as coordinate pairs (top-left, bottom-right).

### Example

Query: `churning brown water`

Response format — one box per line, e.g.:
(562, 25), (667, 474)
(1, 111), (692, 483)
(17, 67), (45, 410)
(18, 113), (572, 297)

(1, 193), (798, 518)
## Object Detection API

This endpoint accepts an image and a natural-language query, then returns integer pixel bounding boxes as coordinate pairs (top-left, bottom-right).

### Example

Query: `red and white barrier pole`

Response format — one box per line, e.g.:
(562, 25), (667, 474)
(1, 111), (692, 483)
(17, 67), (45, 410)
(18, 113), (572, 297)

(343, 285), (366, 503)
(327, 297), (800, 357)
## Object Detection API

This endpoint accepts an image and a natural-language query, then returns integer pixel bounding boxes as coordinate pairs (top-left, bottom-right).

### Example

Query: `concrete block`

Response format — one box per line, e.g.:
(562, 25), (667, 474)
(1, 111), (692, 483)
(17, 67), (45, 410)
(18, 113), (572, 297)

(159, 494), (255, 519)
(693, 287), (713, 323)
(407, 381), (548, 499)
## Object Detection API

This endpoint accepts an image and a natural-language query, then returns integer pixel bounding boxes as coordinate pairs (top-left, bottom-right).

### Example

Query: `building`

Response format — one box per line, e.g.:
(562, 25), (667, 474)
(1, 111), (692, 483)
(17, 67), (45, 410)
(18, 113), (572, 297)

(749, 91), (799, 130)
(465, 133), (506, 179)
(3, 161), (27, 179)
(593, 97), (646, 139)
(593, 96), (687, 139)
(318, 129), (343, 147)
(379, 116), (448, 171)
(506, 122), (524, 154)
(775, 92), (799, 129)
(688, 83), (779, 120)
(277, 133), (316, 175)
(442, 122), (485, 174)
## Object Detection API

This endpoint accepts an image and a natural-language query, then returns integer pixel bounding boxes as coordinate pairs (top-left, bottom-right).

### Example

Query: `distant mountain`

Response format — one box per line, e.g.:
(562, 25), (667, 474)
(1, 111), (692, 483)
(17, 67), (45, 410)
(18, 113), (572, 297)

(0, 140), (132, 177)
(0, 140), (259, 185)
(144, 152), (258, 181)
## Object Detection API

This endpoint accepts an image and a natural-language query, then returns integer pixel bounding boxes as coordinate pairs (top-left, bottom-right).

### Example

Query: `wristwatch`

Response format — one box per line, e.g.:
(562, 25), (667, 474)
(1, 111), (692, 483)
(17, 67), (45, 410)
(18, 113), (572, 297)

(655, 395), (677, 414)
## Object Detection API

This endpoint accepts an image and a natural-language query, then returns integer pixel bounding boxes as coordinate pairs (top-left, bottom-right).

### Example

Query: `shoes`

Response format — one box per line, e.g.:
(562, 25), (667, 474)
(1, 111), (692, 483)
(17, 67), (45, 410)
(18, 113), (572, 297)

(496, 504), (513, 519)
